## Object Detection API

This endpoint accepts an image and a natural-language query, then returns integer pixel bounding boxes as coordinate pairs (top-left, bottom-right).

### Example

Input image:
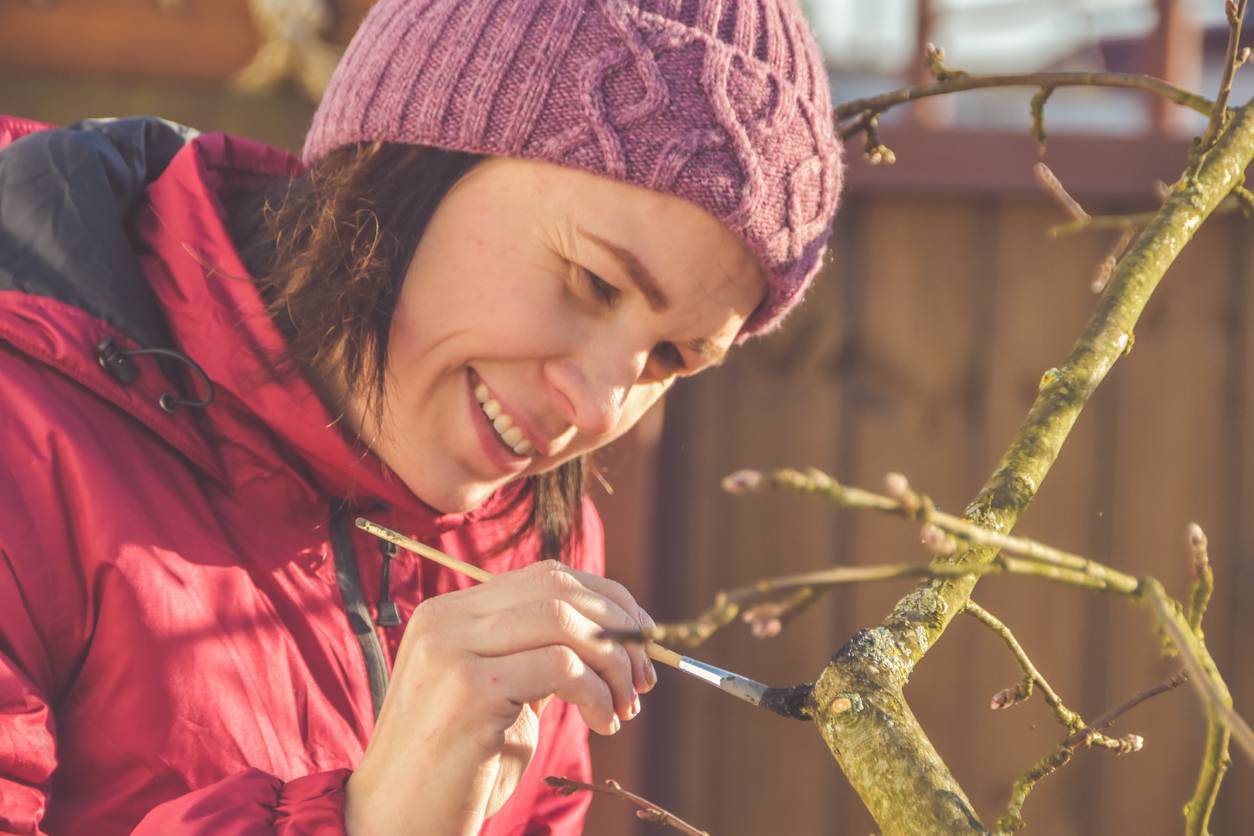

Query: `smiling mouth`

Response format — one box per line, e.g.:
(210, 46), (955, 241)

(472, 377), (536, 458)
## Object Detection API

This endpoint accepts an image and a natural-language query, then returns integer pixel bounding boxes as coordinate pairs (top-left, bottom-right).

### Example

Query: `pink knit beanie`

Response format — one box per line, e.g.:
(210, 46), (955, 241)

(304, 0), (843, 338)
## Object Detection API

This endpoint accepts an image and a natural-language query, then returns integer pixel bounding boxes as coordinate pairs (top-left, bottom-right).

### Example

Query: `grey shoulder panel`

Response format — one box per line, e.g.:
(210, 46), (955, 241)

(0, 116), (198, 349)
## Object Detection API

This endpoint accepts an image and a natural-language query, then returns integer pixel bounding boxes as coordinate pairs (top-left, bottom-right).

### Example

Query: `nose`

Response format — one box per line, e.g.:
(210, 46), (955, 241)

(544, 346), (648, 438)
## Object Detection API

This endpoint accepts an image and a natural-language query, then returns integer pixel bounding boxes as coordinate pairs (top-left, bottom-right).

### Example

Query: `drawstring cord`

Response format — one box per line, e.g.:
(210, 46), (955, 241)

(98, 340), (410, 631)
(97, 337), (215, 412)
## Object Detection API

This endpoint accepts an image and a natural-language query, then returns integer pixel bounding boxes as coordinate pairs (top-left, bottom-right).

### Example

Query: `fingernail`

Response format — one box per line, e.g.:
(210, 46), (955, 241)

(631, 694), (642, 717)
(609, 716), (621, 734)
(646, 659), (657, 686)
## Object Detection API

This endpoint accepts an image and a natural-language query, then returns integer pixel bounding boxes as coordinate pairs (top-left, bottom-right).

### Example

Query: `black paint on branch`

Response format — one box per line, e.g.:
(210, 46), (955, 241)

(810, 101), (1254, 834)
(760, 682), (816, 720)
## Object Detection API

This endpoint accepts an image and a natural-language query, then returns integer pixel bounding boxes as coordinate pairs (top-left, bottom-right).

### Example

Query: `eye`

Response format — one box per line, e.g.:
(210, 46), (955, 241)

(582, 268), (621, 307)
(647, 342), (688, 378)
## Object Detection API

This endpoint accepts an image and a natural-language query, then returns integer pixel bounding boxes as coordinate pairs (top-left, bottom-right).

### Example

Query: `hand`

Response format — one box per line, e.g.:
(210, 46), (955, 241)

(344, 559), (657, 836)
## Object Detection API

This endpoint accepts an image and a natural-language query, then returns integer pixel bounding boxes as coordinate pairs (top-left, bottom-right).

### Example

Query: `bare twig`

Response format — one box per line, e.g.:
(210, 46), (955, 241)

(835, 70), (1216, 126)
(647, 549), (1147, 648)
(1066, 670), (1189, 745)
(1234, 183), (1254, 218)
(923, 43), (966, 83)
(741, 587), (820, 638)
(726, 467), (1141, 595)
(651, 561), (995, 647)
(1033, 162), (1089, 221)
(1029, 87), (1055, 153)
(1050, 193), (1248, 237)
(1199, 0), (1248, 152)
(964, 601), (1079, 729)
(1148, 582), (1252, 760)
(839, 110), (896, 164)
(545, 777), (709, 836)
(995, 673), (1183, 834)
(1184, 523), (1214, 633)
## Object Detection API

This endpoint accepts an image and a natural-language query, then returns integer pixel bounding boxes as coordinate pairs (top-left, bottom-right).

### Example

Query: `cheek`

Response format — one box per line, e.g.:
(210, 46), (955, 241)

(614, 382), (668, 436)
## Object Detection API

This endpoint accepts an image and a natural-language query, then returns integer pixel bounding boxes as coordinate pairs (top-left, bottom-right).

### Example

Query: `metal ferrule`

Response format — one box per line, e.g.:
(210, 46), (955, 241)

(677, 655), (770, 707)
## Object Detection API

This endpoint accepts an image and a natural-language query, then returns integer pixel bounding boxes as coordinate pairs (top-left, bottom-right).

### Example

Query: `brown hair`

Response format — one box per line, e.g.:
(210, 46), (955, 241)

(230, 141), (585, 561)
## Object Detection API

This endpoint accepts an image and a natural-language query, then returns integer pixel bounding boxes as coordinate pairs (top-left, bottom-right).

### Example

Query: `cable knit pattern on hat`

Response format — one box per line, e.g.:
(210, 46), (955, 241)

(304, 0), (843, 338)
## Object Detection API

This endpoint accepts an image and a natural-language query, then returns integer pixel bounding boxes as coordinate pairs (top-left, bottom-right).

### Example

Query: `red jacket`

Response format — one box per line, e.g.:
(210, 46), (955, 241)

(0, 116), (598, 834)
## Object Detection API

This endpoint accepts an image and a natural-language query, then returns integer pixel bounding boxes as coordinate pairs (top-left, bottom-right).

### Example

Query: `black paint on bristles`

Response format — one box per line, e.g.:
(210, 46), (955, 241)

(760, 683), (814, 720)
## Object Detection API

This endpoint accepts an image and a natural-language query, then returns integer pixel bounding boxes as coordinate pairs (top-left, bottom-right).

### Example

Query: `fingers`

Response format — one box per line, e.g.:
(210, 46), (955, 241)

(473, 646), (620, 736)
(452, 561), (657, 694)
(465, 598), (639, 722)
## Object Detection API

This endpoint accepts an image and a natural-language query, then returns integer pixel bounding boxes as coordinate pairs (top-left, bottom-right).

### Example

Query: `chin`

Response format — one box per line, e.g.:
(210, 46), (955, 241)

(414, 479), (503, 515)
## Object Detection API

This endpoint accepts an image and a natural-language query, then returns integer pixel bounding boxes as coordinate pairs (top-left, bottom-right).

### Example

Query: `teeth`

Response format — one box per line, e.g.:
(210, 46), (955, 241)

(474, 376), (535, 458)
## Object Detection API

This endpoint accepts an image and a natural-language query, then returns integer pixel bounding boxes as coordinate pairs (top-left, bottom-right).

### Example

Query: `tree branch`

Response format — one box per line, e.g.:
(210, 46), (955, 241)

(724, 467), (1141, 595)
(1146, 582), (1250, 835)
(1067, 669), (1189, 744)
(1199, 0), (1248, 151)
(714, 463), (1253, 831)
(803, 100), (1254, 834)
(834, 71), (1215, 124)
(963, 601), (1079, 729)
(1184, 523), (1214, 633)
(1049, 194), (1248, 237)
(995, 673), (1186, 834)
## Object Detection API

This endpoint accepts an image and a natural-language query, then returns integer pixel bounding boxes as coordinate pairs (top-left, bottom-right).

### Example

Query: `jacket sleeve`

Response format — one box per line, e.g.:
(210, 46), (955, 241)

(131, 769), (351, 835)
(0, 549), (59, 834)
(0, 546), (355, 836)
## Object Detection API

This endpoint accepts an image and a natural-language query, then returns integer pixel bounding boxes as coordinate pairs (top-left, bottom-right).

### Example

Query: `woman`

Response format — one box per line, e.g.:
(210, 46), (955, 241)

(0, 0), (841, 833)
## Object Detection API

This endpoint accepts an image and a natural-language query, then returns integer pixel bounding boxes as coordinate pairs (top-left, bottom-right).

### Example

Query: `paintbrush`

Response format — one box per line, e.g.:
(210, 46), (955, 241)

(354, 517), (812, 720)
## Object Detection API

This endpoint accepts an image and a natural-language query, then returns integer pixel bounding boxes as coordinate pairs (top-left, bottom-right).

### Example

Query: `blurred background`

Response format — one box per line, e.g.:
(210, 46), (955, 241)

(3, 1), (1251, 833)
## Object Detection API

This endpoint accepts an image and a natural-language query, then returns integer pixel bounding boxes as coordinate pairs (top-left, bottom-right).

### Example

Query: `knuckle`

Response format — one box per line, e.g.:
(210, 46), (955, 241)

(409, 594), (448, 629)
(536, 561), (576, 590)
(608, 642), (632, 671)
(539, 598), (577, 633)
(635, 606), (657, 632)
(529, 558), (564, 577)
(545, 644), (582, 680)
(603, 578), (631, 603)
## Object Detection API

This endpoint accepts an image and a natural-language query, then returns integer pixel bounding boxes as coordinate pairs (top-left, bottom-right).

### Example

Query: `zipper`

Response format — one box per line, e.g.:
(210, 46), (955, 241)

(377, 540), (401, 627)
(329, 506), (389, 718)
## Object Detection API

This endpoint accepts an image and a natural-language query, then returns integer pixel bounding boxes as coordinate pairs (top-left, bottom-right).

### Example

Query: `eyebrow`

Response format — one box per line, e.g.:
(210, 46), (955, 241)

(577, 225), (728, 368)
(579, 226), (671, 312)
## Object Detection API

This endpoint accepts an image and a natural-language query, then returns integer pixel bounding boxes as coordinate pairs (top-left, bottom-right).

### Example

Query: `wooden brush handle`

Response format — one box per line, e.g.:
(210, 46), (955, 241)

(358, 517), (686, 669)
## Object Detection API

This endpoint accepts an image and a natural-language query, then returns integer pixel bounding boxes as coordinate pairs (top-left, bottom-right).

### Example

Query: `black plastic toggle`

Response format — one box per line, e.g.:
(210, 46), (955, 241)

(97, 338), (140, 384)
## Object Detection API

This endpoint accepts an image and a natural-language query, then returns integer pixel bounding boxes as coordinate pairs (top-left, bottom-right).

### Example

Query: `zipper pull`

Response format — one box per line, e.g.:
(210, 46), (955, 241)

(377, 540), (401, 627)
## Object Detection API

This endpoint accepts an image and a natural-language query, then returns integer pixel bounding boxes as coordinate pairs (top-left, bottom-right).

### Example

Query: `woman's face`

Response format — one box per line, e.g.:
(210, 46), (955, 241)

(349, 156), (766, 513)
